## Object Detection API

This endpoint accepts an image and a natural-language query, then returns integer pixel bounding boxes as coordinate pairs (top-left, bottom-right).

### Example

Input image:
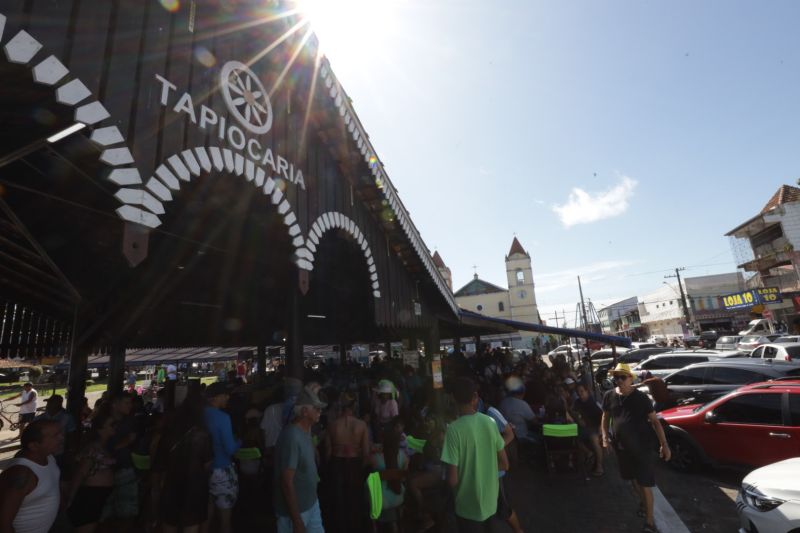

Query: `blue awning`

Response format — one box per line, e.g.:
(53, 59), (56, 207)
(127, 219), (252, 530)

(459, 309), (632, 348)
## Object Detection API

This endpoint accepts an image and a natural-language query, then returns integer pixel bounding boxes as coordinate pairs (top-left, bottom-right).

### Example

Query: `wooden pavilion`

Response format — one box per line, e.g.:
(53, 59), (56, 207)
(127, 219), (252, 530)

(0, 0), (467, 413)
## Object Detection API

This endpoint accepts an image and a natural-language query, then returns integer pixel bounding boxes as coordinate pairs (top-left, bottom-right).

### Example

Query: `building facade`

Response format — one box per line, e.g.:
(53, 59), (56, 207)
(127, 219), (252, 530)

(638, 273), (748, 339)
(726, 184), (800, 329)
(447, 238), (541, 348)
(598, 297), (639, 335)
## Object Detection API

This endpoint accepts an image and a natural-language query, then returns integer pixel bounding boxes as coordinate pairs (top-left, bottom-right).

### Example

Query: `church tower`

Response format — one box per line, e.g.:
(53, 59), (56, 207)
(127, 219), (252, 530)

(432, 251), (452, 292)
(505, 237), (540, 324)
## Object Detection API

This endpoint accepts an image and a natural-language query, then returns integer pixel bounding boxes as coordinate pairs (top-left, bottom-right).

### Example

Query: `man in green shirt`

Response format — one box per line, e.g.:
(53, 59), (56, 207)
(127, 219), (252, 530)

(442, 377), (509, 532)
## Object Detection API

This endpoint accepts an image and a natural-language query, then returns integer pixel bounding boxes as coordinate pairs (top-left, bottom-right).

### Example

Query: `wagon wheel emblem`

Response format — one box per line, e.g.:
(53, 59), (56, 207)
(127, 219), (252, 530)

(220, 61), (273, 135)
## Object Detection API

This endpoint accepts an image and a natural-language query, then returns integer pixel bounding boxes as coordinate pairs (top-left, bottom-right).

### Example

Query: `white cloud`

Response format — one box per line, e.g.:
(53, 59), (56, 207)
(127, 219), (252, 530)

(552, 176), (638, 228)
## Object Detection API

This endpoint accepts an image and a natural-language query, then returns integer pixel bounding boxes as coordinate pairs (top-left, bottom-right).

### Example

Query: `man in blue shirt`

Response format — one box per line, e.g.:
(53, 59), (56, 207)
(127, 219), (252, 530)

(205, 382), (240, 533)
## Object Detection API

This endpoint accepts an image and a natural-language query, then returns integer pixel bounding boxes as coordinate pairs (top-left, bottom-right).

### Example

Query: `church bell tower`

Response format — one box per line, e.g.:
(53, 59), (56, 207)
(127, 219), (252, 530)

(505, 237), (540, 324)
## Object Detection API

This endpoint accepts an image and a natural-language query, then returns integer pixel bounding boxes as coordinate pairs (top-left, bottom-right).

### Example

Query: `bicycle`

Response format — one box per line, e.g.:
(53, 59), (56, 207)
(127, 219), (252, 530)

(0, 398), (21, 431)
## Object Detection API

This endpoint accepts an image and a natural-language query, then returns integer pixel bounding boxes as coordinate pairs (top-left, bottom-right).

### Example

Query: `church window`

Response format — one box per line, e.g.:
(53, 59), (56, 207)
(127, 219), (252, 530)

(516, 269), (525, 285)
(498, 302), (504, 312)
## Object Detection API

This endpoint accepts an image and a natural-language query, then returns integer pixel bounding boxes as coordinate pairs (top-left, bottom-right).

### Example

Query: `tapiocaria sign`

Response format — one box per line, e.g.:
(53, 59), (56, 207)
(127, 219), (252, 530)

(155, 60), (306, 190)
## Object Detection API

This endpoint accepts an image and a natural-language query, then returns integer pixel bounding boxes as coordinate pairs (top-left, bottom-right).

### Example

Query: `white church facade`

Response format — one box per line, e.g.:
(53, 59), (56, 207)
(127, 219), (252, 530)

(434, 238), (542, 349)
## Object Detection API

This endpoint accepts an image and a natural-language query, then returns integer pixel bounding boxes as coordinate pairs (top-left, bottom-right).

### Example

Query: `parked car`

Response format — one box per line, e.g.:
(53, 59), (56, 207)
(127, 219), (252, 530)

(737, 458), (800, 533)
(775, 335), (800, 344)
(547, 344), (584, 361)
(737, 334), (781, 352)
(589, 347), (630, 361)
(662, 359), (800, 406)
(749, 343), (800, 362)
(592, 347), (673, 386)
(660, 379), (800, 472)
(684, 331), (720, 348)
(715, 335), (742, 351)
(630, 342), (658, 350)
(633, 352), (727, 379)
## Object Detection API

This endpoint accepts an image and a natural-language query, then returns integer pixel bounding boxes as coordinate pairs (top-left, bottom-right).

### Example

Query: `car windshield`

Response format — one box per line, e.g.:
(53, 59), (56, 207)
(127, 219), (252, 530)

(740, 336), (761, 343)
(718, 337), (737, 344)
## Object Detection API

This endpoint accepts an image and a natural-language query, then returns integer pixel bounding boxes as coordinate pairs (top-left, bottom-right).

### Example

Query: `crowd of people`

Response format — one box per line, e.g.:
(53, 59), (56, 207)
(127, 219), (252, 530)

(0, 345), (671, 533)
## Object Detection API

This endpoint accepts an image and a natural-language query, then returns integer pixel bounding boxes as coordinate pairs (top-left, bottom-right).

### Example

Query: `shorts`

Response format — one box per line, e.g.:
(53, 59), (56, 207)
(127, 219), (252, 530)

(455, 515), (495, 533)
(495, 476), (513, 520)
(615, 445), (655, 487)
(19, 413), (35, 423)
(209, 465), (239, 509)
(277, 500), (324, 533)
(68, 486), (112, 526)
(102, 468), (139, 519)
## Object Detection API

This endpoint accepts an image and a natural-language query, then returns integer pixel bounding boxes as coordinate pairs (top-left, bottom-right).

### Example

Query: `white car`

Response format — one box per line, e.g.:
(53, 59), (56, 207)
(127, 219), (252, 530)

(775, 336), (800, 344)
(749, 343), (800, 362)
(632, 352), (725, 379)
(737, 334), (781, 352)
(547, 344), (583, 360)
(716, 335), (742, 351)
(737, 457), (800, 533)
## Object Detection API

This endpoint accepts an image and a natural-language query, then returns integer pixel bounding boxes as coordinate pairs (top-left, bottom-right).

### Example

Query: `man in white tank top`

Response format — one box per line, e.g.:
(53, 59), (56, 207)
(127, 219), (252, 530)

(0, 419), (62, 533)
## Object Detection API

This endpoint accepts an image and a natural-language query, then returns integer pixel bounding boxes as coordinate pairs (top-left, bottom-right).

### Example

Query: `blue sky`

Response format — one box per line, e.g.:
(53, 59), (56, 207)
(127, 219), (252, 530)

(306, 0), (800, 326)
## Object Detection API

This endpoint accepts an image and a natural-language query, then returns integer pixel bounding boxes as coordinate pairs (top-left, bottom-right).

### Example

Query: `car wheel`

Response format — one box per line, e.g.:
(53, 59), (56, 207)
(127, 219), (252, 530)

(668, 434), (699, 472)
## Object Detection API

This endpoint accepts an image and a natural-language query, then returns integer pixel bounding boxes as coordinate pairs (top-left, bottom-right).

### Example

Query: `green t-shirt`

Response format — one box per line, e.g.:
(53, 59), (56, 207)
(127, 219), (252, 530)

(441, 412), (505, 522)
(273, 424), (319, 516)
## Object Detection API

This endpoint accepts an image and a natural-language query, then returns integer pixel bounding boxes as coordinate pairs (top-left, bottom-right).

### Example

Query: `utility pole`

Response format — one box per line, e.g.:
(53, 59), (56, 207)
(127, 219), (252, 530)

(578, 276), (589, 331)
(552, 311), (560, 328)
(665, 267), (693, 333)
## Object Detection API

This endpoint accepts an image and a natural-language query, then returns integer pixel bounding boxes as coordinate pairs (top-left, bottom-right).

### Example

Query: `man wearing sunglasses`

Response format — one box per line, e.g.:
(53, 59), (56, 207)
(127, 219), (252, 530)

(601, 363), (671, 533)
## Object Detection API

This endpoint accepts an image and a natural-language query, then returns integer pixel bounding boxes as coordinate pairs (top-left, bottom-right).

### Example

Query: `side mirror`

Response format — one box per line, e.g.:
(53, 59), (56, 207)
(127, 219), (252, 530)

(704, 411), (718, 424)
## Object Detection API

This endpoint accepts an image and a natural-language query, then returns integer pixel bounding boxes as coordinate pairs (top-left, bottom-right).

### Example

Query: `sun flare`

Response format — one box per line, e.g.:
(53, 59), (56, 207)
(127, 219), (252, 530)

(298, 0), (398, 70)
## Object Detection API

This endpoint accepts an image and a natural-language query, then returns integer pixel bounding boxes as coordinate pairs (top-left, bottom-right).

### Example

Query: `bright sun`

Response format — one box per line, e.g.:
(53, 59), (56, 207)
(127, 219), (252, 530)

(298, 0), (398, 70)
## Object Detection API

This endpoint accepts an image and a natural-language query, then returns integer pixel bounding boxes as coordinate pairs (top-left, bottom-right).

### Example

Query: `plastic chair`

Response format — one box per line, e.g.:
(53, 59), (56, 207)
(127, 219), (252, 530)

(131, 453), (151, 471)
(542, 423), (583, 478)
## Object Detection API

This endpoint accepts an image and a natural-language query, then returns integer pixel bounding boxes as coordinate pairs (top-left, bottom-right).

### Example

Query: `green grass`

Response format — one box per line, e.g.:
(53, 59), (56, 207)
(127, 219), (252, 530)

(0, 381), (107, 401)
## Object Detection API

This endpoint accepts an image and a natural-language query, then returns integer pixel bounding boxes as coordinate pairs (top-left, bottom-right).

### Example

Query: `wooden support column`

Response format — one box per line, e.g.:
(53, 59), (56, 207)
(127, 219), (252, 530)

(257, 345), (267, 382)
(475, 335), (482, 355)
(66, 341), (90, 424)
(384, 341), (392, 359)
(286, 286), (304, 379)
(425, 323), (440, 359)
(107, 344), (126, 394)
(339, 343), (347, 365)
(453, 336), (462, 354)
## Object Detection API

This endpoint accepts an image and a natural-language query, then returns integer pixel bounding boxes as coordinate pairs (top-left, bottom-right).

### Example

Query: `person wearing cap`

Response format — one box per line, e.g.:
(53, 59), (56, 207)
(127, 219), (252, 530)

(373, 380), (399, 430)
(34, 394), (76, 464)
(204, 382), (240, 533)
(499, 376), (538, 443)
(274, 387), (326, 532)
(601, 363), (671, 533)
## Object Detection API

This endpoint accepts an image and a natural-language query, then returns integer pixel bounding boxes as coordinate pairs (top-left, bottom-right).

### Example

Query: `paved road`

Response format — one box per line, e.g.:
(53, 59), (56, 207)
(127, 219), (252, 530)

(656, 462), (744, 533)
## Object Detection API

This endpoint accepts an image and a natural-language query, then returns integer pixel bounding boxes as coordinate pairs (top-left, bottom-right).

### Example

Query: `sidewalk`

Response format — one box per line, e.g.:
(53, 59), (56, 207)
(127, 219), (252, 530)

(506, 454), (689, 533)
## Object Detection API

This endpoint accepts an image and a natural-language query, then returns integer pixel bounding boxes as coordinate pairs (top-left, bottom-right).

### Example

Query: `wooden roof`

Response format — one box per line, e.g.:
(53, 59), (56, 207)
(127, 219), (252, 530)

(0, 0), (456, 351)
